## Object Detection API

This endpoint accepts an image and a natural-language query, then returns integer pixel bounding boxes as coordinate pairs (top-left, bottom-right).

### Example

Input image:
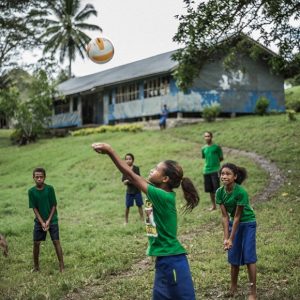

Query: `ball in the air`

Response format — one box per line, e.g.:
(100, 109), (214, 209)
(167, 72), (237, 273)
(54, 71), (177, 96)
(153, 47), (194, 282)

(86, 37), (114, 64)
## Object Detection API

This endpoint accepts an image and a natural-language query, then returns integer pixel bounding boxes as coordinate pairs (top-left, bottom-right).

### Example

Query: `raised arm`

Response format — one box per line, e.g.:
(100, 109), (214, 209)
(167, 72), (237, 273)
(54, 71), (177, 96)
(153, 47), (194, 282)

(92, 143), (148, 193)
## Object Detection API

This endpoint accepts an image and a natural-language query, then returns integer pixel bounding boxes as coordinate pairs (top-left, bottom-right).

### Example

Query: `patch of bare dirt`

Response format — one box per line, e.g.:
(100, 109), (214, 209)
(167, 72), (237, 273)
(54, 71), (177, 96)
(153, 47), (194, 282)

(222, 147), (285, 204)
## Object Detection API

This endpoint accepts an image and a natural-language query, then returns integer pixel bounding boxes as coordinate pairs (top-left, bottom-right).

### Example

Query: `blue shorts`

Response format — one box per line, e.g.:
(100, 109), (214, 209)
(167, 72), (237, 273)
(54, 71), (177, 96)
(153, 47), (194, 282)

(153, 254), (195, 300)
(126, 193), (143, 208)
(228, 221), (257, 266)
(33, 222), (60, 241)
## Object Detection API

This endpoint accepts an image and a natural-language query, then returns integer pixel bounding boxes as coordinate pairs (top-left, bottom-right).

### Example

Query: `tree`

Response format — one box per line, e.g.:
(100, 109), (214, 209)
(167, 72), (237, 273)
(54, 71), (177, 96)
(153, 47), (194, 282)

(173, 0), (300, 90)
(15, 70), (54, 144)
(0, 0), (49, 74)
(40, 0), (102, 77)
(0, 68), (56, 144)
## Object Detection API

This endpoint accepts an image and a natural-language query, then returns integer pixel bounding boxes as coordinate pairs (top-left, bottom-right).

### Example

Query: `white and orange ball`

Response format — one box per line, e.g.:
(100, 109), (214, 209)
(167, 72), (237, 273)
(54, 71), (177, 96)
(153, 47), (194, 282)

(86, 37), (114, 64)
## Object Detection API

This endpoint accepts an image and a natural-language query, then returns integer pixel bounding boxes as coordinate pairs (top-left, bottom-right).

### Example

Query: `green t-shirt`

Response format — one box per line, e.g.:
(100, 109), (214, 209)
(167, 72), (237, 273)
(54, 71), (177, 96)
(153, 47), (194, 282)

(216, 184), (256, 222)
(145, 184), (186, 256)
(201, 143), (223, 174)
(28, 184), (58, 224)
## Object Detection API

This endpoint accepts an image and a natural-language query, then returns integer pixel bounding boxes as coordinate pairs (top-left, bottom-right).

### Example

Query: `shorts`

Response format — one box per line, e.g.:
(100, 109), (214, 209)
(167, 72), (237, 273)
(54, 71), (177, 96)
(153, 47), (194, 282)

(203, 172), (220, 193)
(153, 254), (195, 300)
(228, 221), (257, 266)
(159, 117), (167, 126)
(33, 222), (60, 241)
(126, 193), (144, 208)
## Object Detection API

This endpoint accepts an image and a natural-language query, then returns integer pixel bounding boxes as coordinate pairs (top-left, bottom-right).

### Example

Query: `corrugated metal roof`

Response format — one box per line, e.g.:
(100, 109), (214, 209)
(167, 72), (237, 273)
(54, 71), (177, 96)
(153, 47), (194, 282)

(57, 34), (278, 97)
(57, 50), (178, 96)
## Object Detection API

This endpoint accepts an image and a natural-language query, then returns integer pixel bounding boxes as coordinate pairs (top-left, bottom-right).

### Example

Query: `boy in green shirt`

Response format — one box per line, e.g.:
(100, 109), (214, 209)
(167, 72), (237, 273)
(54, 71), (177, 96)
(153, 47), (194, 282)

(28, 167), (64, 272)
(201, 131), (223, 210)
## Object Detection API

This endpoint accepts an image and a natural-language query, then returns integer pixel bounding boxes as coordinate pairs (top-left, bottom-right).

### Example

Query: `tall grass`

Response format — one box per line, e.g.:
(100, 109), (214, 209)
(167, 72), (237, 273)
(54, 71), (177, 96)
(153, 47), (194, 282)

(0, 114), (299, 299)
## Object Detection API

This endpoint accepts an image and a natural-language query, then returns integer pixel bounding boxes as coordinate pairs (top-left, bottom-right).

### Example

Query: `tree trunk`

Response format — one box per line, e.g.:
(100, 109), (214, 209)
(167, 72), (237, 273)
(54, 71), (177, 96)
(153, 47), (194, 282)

(68, 56), (72, 78)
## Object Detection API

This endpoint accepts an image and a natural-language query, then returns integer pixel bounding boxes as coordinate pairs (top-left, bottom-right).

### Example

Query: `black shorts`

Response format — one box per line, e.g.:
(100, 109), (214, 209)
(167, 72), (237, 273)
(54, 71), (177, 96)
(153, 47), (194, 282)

(33, 222), (60, 241)
(204, 172), (220, 193)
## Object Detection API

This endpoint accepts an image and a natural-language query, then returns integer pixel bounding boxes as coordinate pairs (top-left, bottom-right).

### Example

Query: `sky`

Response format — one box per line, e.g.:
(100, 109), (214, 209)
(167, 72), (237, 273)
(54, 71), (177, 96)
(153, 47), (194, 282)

(27, 0), (187, 77)
(22, 0), (297, 78)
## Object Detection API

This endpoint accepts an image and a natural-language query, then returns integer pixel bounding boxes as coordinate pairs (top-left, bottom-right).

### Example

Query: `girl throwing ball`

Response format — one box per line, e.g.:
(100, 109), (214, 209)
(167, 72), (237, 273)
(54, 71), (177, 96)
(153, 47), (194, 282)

(92, 142), (199, 300)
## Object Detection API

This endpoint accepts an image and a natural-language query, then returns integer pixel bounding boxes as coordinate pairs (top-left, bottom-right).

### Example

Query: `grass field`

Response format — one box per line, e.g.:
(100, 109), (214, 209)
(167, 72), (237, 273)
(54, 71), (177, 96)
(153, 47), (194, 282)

(0, 114), (299, 299)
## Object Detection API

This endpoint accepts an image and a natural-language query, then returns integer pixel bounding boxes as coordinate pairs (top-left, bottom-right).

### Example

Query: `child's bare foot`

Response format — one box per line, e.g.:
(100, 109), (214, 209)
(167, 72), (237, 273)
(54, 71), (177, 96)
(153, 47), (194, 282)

(208, 207), (217, 211)
(248, 283), (256, 300)
(223, 288), (237, 298)
(59, 262), (65, 272)
(31, 267), (40, 272)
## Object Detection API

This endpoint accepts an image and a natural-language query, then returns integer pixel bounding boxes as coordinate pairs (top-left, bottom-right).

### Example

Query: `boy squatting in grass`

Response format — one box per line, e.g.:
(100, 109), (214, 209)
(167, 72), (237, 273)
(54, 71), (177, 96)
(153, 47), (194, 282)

(216, 163), (257, 300)
(92, 142), (199, 300)
(122, 153), (144, 224)
(201, 131), (223, 211)
(28, 167), (64, 272)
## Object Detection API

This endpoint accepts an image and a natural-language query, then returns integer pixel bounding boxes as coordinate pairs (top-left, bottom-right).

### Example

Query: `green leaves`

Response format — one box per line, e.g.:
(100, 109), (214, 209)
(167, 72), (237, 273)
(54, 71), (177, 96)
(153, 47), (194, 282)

(0, 68), (56, 145)
(173, 0), (300, 89)
(40, 0), (102, 77)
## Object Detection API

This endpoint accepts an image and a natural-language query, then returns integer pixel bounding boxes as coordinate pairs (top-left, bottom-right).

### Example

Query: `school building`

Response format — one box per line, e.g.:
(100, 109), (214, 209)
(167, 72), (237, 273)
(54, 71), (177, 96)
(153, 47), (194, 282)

(52, 35), (285, 128)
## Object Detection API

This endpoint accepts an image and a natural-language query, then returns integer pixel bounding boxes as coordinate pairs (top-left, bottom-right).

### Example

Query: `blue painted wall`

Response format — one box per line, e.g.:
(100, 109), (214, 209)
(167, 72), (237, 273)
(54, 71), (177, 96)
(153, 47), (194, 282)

(51, 54), (285, 127)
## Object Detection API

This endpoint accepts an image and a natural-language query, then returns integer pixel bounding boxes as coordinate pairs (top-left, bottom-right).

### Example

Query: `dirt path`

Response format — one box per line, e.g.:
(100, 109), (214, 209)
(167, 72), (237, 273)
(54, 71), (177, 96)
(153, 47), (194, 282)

(222, 147), (285, 204)
(64, 147), (285, 300)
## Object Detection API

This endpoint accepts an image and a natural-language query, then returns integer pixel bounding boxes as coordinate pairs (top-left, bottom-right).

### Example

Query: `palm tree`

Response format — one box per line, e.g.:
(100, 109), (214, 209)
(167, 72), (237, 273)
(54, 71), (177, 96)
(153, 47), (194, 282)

(40, 0), (102, 77)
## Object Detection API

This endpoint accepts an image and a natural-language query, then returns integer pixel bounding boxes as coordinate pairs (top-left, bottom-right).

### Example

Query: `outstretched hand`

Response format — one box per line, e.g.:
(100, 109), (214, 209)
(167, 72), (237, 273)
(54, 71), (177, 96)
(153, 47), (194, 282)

(91, 143), (112, 154)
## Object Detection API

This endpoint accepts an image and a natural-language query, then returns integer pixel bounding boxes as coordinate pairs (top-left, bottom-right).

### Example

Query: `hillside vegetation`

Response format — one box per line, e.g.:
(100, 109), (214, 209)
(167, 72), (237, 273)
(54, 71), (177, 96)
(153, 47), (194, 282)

(0, 114), (299, 299)
(285, 85), (300, 112)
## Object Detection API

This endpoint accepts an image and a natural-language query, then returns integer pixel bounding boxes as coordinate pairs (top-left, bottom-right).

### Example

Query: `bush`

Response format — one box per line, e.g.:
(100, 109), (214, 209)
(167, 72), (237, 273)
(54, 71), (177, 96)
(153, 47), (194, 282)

(286, 109), (297, 121)
(70, 124), (143, 137)
(202, 103), (221, 122)
(286, 97), (300, 112)
(255, 96), (269, 115)
(10, 129), (37, 145)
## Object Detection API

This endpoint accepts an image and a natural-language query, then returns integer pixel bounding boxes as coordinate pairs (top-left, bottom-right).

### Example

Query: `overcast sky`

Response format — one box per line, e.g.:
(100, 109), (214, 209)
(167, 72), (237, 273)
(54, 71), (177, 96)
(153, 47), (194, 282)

(21, 0), (187, 77)
(22, 1), (295, 78)
(69, 0), (187, 76)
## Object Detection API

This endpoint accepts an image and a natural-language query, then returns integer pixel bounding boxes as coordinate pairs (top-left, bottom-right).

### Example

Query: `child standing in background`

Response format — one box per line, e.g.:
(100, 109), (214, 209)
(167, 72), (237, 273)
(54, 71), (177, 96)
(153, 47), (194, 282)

(92, 142), (199, 300)
(122, 153), (144, 224)
(201, 131), (223, 211)
(28, 167), (64, 272)
(216, 163), (257, 300)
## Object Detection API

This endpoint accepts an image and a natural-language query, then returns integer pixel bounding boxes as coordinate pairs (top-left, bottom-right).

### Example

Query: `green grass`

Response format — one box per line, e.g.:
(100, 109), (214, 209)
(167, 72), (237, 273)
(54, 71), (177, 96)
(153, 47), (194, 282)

(285, 85), (300, 113)
(0, 114), (299, 299)
(285, 85), (300, 102)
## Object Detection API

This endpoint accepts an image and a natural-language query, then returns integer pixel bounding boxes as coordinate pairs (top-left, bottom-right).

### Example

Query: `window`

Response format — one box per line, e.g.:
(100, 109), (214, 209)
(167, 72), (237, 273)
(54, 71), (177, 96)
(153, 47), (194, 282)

(72, 96), (78, 111)
(144, 76), (170, 98)
(115, 83), (139, 103)
(53, 99), (70, 115)
(108, 90), (113, 105)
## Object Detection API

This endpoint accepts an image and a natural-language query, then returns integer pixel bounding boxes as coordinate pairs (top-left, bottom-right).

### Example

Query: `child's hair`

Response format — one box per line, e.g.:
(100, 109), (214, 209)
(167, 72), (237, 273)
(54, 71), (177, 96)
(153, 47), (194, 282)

(219, 163), (247, 184)
(33, 167), (46, 177)
(163, 160), (199, 212)
(205, 131), (213, 137)
(125, 153), (134, 162)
